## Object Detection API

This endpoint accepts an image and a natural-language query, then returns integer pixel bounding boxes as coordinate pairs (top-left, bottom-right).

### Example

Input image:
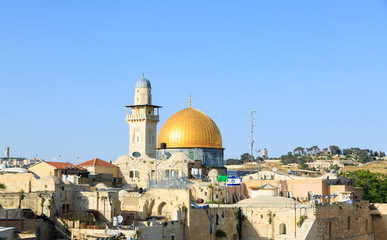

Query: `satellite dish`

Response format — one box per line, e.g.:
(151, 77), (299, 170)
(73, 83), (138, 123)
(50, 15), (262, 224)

(272, 167), (277, 172)
(117, 215), (123, 224)
(132, 152), (141, 158)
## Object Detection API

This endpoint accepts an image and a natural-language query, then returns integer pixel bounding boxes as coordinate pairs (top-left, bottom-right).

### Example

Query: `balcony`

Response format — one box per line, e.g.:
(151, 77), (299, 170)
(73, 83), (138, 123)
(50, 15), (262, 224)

(126, 114), (159, 121)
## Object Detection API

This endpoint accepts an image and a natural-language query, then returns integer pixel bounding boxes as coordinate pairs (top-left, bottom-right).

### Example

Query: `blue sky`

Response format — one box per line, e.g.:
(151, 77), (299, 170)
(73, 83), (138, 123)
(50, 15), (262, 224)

(0, 1), (387, 163)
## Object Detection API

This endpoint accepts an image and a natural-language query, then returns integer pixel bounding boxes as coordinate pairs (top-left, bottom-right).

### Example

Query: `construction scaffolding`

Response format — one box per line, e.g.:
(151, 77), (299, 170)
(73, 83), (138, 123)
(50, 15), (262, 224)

(147, 171), (192, 190)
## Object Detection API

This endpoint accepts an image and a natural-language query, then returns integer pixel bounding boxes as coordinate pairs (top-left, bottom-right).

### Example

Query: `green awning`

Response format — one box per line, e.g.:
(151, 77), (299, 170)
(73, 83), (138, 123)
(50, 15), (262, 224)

(218, 175), (228, 182)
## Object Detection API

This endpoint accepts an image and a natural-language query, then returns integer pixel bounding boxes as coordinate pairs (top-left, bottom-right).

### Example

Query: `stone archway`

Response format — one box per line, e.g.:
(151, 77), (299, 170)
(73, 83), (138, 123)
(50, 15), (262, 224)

(279, 223), (286, 235)
(157, 202), (167, 216)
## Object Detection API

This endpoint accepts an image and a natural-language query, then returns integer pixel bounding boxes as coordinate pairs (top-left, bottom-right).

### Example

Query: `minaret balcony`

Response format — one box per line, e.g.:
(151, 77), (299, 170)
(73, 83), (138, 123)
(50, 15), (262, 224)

(126, 114), (159, 121)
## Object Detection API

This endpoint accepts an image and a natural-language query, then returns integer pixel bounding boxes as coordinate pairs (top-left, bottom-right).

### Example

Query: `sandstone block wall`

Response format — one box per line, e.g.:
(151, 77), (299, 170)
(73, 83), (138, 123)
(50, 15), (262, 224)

(373, 203), (387, 240)
(305, 201), (374, 240)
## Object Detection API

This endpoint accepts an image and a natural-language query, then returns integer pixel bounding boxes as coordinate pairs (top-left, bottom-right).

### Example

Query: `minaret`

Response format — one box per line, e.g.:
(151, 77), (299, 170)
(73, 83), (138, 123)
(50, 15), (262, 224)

(125, 75), (161, 158)
(5, 145), (9, 159)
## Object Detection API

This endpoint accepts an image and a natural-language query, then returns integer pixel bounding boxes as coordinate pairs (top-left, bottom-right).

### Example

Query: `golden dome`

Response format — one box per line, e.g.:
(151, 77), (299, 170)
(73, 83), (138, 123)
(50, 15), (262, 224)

(157, 107), (223, 149)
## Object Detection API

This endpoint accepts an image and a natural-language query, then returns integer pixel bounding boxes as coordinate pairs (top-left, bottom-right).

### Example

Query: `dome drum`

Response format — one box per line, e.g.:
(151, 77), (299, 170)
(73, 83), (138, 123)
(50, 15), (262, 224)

(157, 148), (223, 167)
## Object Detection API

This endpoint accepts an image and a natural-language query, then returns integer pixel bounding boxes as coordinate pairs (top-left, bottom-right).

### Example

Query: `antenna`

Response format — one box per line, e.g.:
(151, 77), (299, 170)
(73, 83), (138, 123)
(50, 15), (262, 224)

(249, 110), (256, 175)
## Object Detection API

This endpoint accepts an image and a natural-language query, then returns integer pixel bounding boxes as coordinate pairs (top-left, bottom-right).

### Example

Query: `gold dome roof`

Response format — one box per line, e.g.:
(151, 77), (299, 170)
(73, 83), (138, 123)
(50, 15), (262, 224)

(157, 107), (223, 149)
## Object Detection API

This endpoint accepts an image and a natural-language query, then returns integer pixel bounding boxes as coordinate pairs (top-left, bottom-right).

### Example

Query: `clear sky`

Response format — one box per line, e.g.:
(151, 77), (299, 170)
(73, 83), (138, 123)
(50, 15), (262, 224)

(1, 1), (387, 163)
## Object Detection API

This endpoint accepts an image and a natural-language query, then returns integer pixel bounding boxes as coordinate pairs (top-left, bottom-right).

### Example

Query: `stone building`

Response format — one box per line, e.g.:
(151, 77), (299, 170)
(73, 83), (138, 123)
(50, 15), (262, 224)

(305, 159), (347, 170)
(114, 152), (194, 189)
(28, 161), (87, 183)
(77, 158), (119, 178)
(240, 171), (362, 203)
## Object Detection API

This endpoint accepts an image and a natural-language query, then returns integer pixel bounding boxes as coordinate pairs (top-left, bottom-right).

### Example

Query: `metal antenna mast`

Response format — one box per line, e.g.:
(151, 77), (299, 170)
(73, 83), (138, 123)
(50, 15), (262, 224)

(249, 110), (256, 175)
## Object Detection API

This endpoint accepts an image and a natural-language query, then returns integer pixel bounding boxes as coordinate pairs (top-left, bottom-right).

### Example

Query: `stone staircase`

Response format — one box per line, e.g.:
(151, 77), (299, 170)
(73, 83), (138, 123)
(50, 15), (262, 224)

(296, 218), (315, 240)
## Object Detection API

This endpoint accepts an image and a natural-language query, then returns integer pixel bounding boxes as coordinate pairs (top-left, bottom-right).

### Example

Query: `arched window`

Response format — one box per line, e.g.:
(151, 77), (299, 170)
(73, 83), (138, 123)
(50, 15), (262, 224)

(365, 219), (368, 231)
(279, 223), (286, 235)
(157, 202), (167, 216)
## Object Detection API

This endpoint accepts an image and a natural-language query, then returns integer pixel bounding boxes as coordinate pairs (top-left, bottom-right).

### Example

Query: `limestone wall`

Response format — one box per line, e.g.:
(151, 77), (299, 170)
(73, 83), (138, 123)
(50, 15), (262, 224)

(138, 221), (184, 240)
(188, 200), (383, 240)
(189, 207), (238, 240)
(0, 192), (56, 216)
(0, 173), (67, 193)
(0, 173), (36, 193)
(136, 189), (190, 220)
(116, 158), (154, 188)
(70, 228), (135, 240)
(373, 203), (387, 240)
(305, 201), (374, 240)
(74, 191), (120, 221)
(86, 165), (119, 178)
(191, 181), (227, 203)
(189, 203), (314, 240)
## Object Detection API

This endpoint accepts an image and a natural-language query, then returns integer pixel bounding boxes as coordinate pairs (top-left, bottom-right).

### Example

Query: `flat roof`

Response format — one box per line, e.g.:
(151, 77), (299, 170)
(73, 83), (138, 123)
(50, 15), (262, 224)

(124, 104), (162, 108)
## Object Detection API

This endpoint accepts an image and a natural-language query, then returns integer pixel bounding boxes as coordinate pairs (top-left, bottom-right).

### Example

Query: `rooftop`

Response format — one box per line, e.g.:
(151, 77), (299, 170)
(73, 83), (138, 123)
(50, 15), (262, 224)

(78, 158), (117, 168)
(44, 161), (86, 171)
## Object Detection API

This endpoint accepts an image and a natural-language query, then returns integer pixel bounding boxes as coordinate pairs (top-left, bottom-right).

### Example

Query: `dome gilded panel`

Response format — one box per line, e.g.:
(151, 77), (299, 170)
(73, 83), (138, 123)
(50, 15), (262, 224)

(157, 108), (223, 149)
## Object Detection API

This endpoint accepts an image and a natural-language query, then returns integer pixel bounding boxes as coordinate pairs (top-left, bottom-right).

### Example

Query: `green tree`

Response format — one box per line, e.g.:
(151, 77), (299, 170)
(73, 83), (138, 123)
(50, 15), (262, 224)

(240, 153), (251, 163)
(342, 170), (387, 203)
(311, 146), (320, 155)
(329, 146), (341, 155)
(293, 147), (305, 156)
(358, 153), (370, 163)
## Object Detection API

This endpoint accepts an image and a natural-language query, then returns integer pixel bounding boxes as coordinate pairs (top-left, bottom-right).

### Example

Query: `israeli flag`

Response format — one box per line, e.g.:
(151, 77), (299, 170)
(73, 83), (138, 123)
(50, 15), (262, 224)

(227, 177), (242, 186)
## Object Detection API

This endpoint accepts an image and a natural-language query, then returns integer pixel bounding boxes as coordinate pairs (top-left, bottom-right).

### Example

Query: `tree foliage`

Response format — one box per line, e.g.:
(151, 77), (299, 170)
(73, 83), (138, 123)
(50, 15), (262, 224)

(225, 153), (262, 165)
(343, 170), (387, 203)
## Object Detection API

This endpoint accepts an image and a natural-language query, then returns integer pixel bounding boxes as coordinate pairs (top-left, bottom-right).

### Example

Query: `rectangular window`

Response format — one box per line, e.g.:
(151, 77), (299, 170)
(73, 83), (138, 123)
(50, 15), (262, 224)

(129, 171), (134, 178)
(307, 192), (313, 201)
(329, 222), (331, 236)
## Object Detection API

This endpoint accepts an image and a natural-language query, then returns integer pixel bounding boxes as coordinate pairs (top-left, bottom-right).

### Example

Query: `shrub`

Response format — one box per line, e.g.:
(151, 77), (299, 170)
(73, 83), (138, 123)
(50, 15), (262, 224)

(297, 215), (308, 227)
(215, 229), (227, 238)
